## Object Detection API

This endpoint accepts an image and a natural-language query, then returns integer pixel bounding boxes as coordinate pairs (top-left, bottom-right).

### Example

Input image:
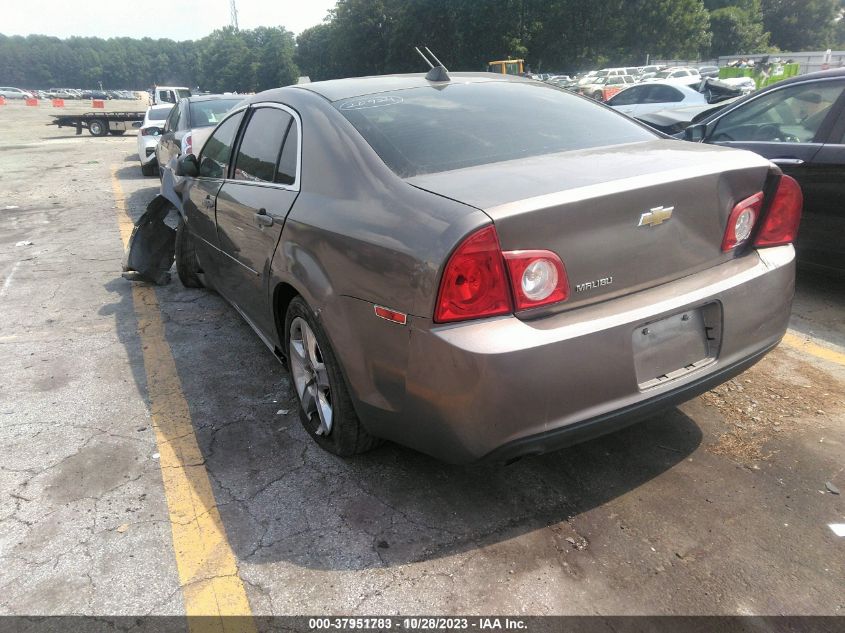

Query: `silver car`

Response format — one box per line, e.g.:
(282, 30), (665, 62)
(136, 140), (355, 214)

(154, 94), (243, 178)
(0, 87), (33, 100)
(126, 72), (800, 463)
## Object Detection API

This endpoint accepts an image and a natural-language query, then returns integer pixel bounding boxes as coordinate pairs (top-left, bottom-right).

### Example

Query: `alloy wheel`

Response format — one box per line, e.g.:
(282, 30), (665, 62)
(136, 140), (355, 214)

(289, 317), (333, 436)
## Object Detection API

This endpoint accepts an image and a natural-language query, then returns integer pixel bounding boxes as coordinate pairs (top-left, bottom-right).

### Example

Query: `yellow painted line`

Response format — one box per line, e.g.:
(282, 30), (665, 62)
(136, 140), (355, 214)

(111, 167), (256, 632)
(781, 331), (845, 368)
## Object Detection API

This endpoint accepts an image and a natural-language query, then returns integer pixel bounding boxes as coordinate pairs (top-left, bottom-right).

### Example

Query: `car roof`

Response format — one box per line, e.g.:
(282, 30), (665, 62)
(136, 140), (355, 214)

(284, 72), (523, 102)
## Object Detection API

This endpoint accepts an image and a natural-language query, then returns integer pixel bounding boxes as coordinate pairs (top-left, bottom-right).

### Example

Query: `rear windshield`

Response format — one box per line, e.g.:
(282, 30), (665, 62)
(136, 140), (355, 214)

(334, 81), (655, 177)
(189, 98), (243, 127)
(148, 105), (173, 121)
(177, 89), (191, 99)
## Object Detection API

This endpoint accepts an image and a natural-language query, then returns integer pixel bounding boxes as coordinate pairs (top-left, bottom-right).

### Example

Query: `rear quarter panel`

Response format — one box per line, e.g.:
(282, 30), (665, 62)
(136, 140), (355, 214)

(261, 89), (488, 413)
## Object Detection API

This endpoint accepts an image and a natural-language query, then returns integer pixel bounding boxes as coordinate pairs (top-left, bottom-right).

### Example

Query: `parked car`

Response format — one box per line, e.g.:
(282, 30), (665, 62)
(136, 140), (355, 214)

(0, 87), (34, 99)
(635, 100), (739, 135)
(48, 88), (75, 100)
(126, 72), (799, 464)
(137, 105), (175, 176)
(607, 81), (708, 117)
(81, 89), (110, 100)
(685, 68), (845, 272)
(643, 67), (701, 85)
(580, 75), (635, 101)
(155, 95), (243, 178)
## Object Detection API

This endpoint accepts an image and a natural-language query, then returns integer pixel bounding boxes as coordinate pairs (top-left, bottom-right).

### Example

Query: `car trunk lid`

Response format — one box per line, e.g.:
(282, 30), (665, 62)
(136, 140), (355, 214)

(407, 140), (773, 316)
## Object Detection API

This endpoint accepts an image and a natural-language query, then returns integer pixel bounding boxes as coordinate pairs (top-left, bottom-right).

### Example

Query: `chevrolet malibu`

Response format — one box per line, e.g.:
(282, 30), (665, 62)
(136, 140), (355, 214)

(131, 72), (801, 464)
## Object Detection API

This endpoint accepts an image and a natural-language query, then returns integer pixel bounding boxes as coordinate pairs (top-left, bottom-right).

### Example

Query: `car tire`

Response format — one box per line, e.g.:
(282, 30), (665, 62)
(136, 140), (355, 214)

(284, 296), (381, 456)
(109, 130), (126, 136)
(88, 119), (109, 136)
(140, 161), (157, 177)
(174, 216), (204, 288)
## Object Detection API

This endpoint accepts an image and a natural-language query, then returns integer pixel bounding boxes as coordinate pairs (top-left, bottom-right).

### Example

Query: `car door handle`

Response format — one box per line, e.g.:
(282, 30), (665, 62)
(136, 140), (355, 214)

(203, 196), (214, 208)
(771, 158), (805, 166)
(254, 209), (274, 227)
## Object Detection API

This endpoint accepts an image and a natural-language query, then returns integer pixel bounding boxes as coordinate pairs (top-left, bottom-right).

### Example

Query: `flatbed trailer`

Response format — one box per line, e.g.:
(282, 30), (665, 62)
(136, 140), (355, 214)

(50, 111), (145, 136)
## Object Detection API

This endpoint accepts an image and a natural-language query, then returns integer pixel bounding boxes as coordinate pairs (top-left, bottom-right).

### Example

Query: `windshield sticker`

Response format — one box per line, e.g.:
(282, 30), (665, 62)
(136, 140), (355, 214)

(340, 96), (404, 110)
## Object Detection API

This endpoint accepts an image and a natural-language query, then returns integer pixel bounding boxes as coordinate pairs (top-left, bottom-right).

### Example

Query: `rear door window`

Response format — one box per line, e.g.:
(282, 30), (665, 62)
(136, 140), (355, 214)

(233, 107), (292, 183)
(199, 111), (244, 179)
(276, 122), (298, 185)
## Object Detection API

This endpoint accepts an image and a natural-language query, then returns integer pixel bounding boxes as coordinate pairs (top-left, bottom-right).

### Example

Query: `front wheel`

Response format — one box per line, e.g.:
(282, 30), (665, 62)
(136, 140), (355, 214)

(285, 297), (380, 456)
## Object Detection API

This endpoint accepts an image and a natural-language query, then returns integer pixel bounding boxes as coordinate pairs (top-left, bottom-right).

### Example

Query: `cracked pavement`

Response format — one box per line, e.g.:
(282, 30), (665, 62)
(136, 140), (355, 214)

(0, 102), (843, 618)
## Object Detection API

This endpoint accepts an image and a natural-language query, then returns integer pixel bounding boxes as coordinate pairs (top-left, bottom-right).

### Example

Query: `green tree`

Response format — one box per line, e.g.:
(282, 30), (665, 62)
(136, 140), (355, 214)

(246, 26), (299, 90)
(618, 0), (712, 62)
(762, 0), (840, 50)
(197, 27), (254, 92)
(296, 24), (339, 81)
(709, 4), (770, 55)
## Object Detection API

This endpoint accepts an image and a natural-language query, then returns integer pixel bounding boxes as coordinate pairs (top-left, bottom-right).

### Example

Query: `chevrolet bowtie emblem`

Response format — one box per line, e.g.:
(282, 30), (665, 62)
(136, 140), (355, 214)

(638, 206), (674, 227)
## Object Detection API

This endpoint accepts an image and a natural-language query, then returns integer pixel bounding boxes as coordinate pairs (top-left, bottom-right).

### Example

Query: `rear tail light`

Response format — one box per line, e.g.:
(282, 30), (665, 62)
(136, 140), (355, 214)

(434, 226), (570, 323)
(434, 226), (512, 323)
(503, 251), (569, 310)
(722, 192), (763, 251)
(141, 127), (161, 136)
(754, 175), (802, 248)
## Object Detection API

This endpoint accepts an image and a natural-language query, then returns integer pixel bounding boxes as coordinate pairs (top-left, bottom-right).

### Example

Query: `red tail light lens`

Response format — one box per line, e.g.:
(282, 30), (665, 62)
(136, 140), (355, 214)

(141, 127), (162, 136)
(754, 175), (802, 248)
(503, 251), (569, 310)
(434, 226), (512, 323)
(722, 191), (763, 251)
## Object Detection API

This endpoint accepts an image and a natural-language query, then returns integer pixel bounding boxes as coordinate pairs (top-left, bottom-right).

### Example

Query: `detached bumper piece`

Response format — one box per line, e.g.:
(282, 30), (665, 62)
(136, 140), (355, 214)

(122, 195), (176, 285)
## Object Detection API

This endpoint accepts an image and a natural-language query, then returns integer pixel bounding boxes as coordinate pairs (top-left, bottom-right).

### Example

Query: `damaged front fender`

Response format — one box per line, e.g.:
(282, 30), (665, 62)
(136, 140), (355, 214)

(122, 158), (191, 285)
(122, 195), (176, 285)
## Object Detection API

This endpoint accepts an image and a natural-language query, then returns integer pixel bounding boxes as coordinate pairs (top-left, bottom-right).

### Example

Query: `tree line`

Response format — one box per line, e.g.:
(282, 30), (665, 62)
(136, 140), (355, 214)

(1, 0), (843, 90)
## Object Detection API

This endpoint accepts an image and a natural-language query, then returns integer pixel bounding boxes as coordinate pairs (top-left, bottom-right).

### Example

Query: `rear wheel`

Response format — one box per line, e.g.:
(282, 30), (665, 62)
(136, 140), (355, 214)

(175, 216), (203, 288)
(88, 119), (108, 136)
(140, 160), (157, 177)
(285, 297), (380, 456)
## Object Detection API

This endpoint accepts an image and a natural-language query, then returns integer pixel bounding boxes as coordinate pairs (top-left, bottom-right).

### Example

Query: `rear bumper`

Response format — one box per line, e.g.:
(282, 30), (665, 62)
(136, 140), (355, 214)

(484, 339), (776, 463)
(355, 246), (795, 464)
(138, 138), (158, 165)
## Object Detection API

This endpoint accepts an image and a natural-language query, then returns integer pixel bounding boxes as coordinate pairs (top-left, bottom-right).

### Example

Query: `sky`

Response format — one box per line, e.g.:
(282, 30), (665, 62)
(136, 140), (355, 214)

(2, 0), (337, 40)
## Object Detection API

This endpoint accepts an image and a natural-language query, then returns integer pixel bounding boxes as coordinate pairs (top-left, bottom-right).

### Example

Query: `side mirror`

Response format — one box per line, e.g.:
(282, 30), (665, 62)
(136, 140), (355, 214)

(175, 154), (199, 177)
(684, 123), (707, 142)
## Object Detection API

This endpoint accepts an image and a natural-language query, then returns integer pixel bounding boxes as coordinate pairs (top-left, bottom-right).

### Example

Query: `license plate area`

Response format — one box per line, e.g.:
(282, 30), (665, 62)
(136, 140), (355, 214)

(633, 303), (722, 390)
